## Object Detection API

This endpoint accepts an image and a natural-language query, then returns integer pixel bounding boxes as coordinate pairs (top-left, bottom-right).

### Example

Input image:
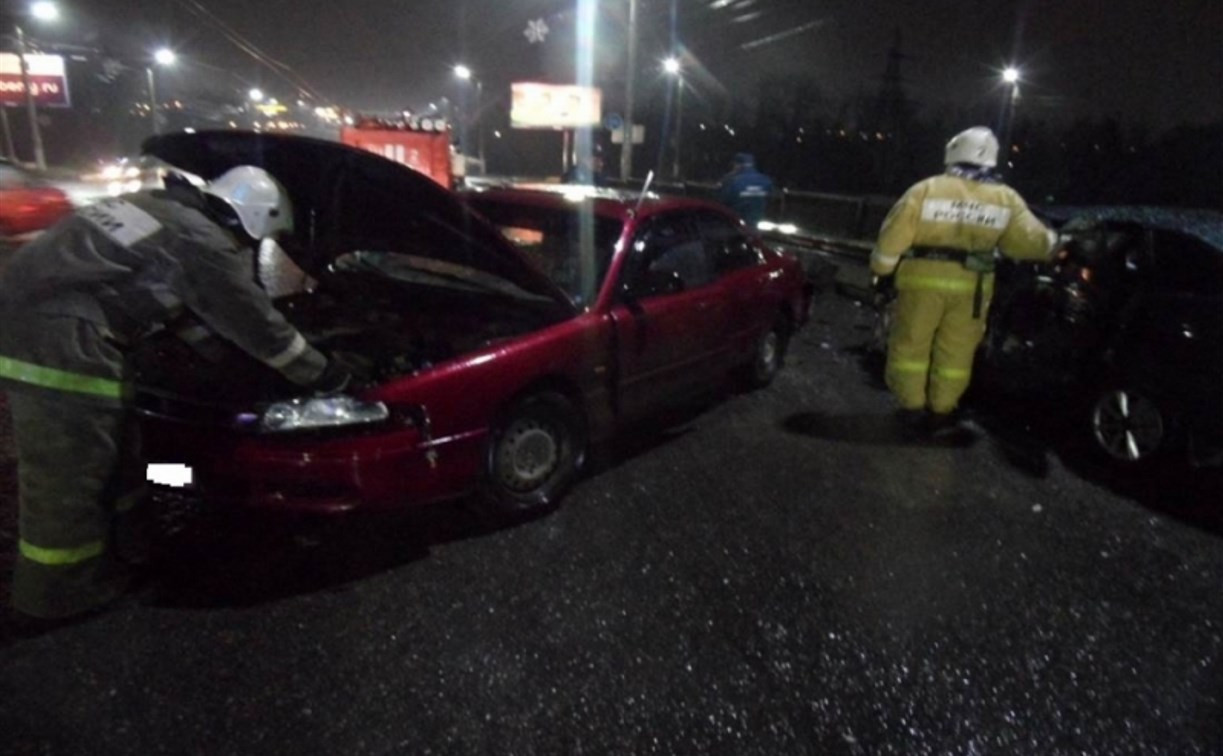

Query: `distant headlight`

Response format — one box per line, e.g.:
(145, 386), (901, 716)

(259, 396), (389, 433)
(107, 179), (142, 197)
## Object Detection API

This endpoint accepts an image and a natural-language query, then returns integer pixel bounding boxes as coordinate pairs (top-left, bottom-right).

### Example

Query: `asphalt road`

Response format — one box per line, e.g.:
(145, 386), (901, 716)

(1, 287), (1221, 755)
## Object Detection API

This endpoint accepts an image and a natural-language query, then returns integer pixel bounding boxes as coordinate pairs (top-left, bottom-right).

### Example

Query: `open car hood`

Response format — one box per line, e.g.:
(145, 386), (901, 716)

(141, 131), (573, 309)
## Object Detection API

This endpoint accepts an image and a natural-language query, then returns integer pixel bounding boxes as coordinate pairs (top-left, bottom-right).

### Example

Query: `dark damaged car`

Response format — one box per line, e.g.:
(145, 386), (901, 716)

(981, 207), (1223, 466)
(134, 132), (813, 516)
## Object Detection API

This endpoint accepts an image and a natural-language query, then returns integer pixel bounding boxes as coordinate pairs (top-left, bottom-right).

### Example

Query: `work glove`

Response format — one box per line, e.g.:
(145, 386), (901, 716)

(871, 274), (896, 308)
(309, 356), (354, 395)
(1053, 233), (1075, 263)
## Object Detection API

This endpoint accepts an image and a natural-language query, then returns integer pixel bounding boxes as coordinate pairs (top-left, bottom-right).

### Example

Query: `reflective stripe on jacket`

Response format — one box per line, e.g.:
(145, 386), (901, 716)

(869, 172), (1056, 279)
(0, 354), (122, 400)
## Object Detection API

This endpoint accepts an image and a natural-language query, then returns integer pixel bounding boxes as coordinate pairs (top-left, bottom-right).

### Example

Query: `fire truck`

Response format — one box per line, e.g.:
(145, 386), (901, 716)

(339, 115), (457, 189)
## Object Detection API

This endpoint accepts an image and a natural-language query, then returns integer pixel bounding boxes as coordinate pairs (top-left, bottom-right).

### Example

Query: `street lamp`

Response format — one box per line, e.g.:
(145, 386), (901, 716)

(662, 56), (684, 180)
(29, 1), (57, 20)
(248, 88), (264, 103)
(10, 0), (59, 169)
(146, 47), (175, 135)
(453, 63), (485, 169)
(999, 65), (1021, 168)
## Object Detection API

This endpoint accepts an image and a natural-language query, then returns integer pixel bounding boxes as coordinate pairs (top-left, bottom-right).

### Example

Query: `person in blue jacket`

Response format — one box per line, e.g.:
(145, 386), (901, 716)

(717, 153), (774, 227)
(563, 153), (606, 186)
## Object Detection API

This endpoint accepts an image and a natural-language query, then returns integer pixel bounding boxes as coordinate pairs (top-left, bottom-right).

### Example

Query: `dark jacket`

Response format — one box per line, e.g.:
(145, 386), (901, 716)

(717, 167), (774, 226)
(563, 162), (605, 186)
(0, 183), (326, 404)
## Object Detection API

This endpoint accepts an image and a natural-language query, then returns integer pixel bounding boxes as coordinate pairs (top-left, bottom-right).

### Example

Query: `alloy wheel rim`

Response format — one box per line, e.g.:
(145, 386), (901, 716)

(1092, 390), (1164, 462)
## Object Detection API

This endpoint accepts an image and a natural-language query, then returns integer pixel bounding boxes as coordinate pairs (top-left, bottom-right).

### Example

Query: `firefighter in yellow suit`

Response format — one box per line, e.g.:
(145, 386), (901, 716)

(870, 126), (1057, 432)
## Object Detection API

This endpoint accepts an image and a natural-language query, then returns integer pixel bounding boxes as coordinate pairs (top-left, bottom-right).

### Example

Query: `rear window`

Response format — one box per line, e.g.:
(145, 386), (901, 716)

(467, 197), (623, 307)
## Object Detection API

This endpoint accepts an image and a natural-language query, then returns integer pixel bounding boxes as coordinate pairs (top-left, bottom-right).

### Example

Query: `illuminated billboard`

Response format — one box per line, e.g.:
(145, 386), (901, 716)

(0, 53), (70, 107)
(510, 83), (601, 129)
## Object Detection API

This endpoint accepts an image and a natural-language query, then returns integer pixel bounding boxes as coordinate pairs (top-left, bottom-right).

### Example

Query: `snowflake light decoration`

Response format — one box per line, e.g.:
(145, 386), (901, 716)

(524, 18), (550, 44)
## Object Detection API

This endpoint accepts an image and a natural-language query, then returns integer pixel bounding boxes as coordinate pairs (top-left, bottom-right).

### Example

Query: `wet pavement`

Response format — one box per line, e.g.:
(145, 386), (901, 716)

(1, 288), (1221, 755)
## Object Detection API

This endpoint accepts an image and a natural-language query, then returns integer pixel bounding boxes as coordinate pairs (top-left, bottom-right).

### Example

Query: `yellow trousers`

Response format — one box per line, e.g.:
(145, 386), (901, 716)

(885, 262), (993, 415)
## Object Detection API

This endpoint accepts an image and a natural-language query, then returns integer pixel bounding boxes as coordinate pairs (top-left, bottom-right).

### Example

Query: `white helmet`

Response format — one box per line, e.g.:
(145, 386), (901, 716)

(203, 166), (293, 239)
(944, 126), (999, 168)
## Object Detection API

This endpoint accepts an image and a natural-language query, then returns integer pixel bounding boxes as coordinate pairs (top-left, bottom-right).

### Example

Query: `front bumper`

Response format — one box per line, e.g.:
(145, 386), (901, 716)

(140, 415), (486, 514)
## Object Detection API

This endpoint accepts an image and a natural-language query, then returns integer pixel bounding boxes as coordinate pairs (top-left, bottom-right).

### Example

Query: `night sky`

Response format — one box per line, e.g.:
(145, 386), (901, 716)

(33, 0), (1223, 130)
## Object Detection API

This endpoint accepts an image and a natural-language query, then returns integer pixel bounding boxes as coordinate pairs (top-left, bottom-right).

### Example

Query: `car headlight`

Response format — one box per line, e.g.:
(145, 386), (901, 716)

(259, 396), (389, 432)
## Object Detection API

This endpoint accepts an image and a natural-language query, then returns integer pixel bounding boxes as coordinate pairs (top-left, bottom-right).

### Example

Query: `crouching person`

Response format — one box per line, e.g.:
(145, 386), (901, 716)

(0, 166), (348, 625)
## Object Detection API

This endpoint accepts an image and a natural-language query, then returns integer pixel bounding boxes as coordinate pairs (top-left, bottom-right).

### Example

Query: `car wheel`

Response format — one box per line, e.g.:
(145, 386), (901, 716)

(744, 319), (789, 389)
(1090, 388), (1172, 463)
(483, 392), (586, 516)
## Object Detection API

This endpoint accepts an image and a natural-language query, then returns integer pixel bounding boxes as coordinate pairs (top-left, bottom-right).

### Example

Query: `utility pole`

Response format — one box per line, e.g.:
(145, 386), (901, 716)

(146, 67), (159, 135)
(999, 67), (1020, 170)
(619, 0), (638, 181)
(476, 78), (485, 169)
(147, 48), (176, 136)
(15, 24), (47, 170)
(672, 77), (683, 179)
(663, 57), (684, 180)
(0, 107), (15, 160)
(870, 29), (908, 190)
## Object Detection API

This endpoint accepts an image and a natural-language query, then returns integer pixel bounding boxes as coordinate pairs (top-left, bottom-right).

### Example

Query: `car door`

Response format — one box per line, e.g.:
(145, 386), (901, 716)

(608, 211), (727, 419)
(696, 210), (773, 368)
(1119, 228), (1223, 407)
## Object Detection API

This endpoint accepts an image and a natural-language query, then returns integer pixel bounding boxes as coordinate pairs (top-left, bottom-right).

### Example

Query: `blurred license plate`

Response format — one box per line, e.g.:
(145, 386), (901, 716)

(146, 463), (194, 488)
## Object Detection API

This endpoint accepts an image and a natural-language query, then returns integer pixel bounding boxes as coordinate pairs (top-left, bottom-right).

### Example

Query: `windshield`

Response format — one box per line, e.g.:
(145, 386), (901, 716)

(332, 250), (554, 304)
(465, 197), (623, 307)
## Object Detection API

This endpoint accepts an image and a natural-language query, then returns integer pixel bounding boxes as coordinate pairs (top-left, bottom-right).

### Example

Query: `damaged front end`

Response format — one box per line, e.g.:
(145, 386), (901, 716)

(131, 263), (554, 431)
(130, 266), (561, 512)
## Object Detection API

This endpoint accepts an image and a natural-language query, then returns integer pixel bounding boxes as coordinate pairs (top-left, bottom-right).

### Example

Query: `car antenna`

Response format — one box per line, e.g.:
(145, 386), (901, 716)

(633, 170), (655, 216)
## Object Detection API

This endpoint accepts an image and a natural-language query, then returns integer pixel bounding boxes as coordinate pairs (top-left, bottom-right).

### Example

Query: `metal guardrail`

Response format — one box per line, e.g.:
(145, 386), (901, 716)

(475, 175), (891, 262)
(602, 177), (895, 257)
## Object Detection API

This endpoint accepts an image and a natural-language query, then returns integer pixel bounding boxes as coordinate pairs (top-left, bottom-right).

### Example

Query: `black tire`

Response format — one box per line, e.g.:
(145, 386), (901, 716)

(1088, 387), (1177, 464)
(482, 392), (587, 516)
(743, 318), (790, 389)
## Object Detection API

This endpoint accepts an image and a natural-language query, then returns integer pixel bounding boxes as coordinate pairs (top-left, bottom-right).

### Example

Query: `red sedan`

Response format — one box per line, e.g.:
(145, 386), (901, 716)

(0, 158), (73, 244)
(135, 132), (812, 516)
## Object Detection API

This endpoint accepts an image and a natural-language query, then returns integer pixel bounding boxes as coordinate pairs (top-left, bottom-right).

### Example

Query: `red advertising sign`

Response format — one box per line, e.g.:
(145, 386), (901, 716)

(0, 53), (70, 108)
(340, 122), (453, 189)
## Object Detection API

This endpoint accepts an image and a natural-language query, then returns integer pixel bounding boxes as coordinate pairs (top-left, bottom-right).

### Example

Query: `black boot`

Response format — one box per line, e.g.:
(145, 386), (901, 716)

(2, 604), (105, 643)
(925, 411), (978, 445)
(894, 408), (929, 440)
(926, 411), (960, 437)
